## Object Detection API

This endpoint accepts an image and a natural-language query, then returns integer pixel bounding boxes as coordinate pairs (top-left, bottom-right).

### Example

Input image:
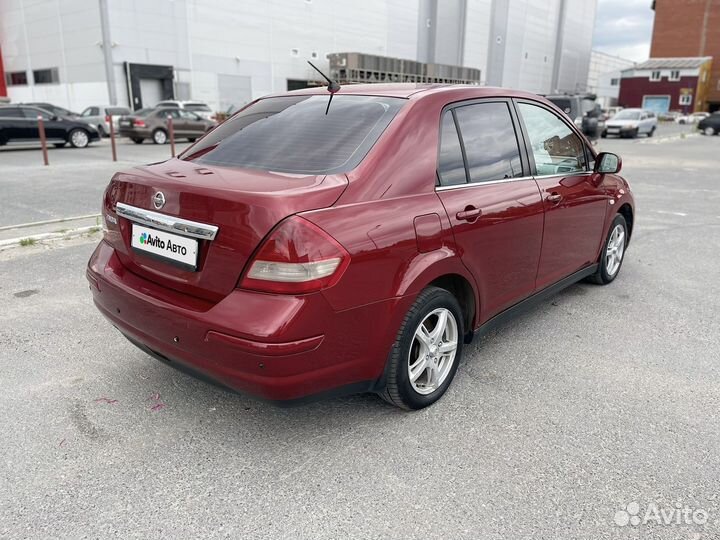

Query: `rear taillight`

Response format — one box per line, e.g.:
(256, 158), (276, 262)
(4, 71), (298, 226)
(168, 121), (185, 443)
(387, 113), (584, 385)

(239, 217), (350, 294)
(105, 115), (110, 123)
(134, 119), (145, 127)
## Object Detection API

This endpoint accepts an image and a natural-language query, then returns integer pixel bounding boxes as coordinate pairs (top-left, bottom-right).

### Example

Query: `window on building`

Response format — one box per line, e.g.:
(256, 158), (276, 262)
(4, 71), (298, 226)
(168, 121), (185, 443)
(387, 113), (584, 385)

(650, 71), (661, 82)
(679, 94), (692, 106)
(669, 70), (680, 81)
(453, 102), (523, 184)
(610, 78), (619, 86)
(5, 71), (28, 86)
(32, 68), (59, 84)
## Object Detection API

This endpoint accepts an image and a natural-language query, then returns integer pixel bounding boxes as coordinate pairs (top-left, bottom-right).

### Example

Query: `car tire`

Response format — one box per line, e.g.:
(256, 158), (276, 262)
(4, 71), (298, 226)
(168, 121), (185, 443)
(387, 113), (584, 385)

(53, 143), (66, 148)
(601, 131), (607, 138)
(152, 129), (168, 145)
(97, 125), (106, 138)
(188, 137), (197, 143)
(0, 132), (7, 146)
(587, 214), (628, 285)
(704, 127), (716, 136)
(131, 137), (145, 144)
(69, 129), (90, 148)
(379, 286), (464, 410)
(648, 126), (655, 137)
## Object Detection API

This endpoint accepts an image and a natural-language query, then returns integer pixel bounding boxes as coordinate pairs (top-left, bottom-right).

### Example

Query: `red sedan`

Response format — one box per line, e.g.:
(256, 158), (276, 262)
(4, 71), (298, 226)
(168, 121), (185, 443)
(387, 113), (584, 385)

(87, 84), (634, 409)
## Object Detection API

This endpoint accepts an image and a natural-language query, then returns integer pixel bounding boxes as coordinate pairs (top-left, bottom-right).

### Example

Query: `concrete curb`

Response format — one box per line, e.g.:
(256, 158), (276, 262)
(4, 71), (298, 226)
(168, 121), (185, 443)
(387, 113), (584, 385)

(0, 225), (101, 251)
(0, 213), (101, 232)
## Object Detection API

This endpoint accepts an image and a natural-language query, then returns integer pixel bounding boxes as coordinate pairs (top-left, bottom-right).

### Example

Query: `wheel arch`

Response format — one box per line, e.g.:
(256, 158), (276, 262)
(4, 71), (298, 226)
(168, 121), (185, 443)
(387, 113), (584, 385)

(617, 203), (633, 244)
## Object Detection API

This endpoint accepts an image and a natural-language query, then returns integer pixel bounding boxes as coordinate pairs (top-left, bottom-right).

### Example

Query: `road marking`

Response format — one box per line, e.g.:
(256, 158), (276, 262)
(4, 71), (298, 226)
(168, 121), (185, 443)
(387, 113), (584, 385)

(654, 210), (688, 217)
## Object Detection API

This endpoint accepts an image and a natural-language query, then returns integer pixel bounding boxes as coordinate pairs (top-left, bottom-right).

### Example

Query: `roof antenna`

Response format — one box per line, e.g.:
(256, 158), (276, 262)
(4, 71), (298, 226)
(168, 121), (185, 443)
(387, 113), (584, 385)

(307, 60), (340, 115)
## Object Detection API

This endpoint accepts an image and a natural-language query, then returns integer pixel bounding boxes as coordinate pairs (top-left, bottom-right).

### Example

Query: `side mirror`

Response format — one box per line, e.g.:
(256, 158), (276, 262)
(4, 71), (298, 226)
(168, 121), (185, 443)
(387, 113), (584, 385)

(594, 152), (622, 174)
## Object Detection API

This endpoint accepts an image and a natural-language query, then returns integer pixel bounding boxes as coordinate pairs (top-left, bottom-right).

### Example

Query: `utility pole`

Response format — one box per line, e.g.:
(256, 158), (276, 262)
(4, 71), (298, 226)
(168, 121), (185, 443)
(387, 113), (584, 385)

(99, 0), (117, 105)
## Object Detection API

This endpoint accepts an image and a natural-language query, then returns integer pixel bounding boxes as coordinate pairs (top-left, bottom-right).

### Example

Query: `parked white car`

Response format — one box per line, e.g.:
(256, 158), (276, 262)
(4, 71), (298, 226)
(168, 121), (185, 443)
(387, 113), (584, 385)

(602, 108), (657, 138)
(676, 112), (710, 124)
(155, 100), (214, 120)
(78, 105), (132, 137)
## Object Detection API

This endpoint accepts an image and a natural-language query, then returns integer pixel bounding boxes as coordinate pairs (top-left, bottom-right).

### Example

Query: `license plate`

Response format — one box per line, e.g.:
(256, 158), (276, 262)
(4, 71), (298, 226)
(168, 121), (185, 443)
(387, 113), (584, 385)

(131, 224), (198, 270)
(608, 128), (619, 133)
(120, 120), (130, 126)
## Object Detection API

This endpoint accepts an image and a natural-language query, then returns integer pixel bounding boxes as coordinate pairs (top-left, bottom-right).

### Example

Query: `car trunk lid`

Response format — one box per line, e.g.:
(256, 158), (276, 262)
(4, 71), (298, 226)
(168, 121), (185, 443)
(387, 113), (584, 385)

(103, 158), (348, 302)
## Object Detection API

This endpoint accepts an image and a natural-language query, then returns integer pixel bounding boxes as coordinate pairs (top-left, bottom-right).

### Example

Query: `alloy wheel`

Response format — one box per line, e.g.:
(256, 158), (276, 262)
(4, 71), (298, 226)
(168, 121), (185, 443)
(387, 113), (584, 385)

(153, 130), (167, 144)
(705, 127), (715, 136)
(605, 224), (626, 277)
(407, 308), (458, 395)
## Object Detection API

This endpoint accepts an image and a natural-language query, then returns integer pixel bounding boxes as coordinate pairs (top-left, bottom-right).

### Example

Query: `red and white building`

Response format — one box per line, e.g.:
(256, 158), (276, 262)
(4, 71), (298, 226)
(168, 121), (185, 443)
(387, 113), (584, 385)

(618, 57), (713, 114)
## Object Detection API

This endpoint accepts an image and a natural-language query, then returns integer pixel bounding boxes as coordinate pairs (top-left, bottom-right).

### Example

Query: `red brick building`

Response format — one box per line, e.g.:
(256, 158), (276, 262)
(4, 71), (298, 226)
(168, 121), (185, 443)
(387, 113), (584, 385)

(651, 0), (720, 111)
(618, 57), (713, 113)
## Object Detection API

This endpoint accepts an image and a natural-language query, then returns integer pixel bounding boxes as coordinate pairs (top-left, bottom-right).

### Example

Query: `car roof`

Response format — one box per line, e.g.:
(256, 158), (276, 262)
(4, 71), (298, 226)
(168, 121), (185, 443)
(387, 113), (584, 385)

(268, 83), (554, 103)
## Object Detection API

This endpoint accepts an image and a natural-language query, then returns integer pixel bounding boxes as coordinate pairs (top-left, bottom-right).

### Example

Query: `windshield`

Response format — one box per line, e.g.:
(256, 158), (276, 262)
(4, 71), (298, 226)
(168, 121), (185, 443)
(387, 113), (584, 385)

(185, 103), (212, 112)
(182, 95), (405, 174)
(613, 110), (641, 120)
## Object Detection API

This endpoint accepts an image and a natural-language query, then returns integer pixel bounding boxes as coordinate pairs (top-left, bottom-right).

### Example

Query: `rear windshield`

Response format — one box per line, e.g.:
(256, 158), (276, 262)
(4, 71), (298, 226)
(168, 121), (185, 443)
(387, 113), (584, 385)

(184, 103), (211, 112)
(547, 98), (572, 115)
(181, 95), (405, 174)
(107, 107), (130, 116)
(614, 110), (641, 120)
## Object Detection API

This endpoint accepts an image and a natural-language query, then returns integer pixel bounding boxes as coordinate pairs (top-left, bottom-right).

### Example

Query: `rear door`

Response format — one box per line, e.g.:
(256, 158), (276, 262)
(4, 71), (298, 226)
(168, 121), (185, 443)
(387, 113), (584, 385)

(179, 110), (207, 137)
(435, 99), (544, 321)
(515, 100), (609, 290)
(0, 107), (25, 141)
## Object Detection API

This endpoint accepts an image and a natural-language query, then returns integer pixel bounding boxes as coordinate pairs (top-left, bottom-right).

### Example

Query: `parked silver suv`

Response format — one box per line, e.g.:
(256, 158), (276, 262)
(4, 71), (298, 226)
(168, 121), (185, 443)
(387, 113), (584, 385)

(78, 105), (132, 137)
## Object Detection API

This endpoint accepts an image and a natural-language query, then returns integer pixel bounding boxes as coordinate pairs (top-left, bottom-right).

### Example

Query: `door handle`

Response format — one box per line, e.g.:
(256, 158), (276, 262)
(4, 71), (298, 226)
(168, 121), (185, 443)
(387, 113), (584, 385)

(547, 193), (563, 204)
(456, 206), (482, 222)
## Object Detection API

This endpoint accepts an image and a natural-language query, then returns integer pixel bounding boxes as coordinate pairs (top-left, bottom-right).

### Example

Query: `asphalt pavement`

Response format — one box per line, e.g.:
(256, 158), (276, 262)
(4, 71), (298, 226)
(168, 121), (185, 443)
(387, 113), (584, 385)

(1, 126), (719, 539)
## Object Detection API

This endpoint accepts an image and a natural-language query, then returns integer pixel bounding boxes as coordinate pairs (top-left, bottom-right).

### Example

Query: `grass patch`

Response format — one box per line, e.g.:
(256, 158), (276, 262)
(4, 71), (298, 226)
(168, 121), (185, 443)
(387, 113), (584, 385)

(88, 226), (100, 234)
(19, 238), (37, 247)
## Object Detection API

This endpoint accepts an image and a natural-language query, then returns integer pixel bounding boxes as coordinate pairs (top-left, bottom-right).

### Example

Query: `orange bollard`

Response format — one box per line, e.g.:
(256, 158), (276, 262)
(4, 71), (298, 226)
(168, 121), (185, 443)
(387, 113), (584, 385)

(37, 115), (49, 166)
(167, 113), (176, 158)
(108, 114), (117, 162)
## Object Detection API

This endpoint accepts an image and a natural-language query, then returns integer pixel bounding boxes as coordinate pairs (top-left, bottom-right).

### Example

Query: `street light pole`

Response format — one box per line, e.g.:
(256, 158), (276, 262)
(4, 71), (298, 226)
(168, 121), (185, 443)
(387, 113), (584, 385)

(99, 0), (117, 105)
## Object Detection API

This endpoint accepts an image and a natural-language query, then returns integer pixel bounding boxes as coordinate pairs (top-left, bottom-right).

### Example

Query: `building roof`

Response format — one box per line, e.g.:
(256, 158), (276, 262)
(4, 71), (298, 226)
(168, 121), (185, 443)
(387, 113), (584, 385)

(627, 57), (712, 70)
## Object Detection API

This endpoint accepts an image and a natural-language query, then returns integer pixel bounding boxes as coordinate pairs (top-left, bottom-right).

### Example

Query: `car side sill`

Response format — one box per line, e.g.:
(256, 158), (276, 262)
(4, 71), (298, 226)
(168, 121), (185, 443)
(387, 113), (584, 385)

(472, 264), (599, 341)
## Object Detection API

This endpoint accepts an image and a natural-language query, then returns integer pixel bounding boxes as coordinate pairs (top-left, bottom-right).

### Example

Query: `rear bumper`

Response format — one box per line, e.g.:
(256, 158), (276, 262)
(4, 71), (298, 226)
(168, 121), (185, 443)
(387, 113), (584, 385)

(87, 241), (410, 403)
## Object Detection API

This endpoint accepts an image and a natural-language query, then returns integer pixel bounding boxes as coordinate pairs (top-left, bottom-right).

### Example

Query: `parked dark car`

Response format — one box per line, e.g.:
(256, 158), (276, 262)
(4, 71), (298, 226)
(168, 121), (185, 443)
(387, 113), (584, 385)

(0, 105), (100, 148)
(88, 84), (634, 409)
(545, 94), (605, 140)
(24, 102), (79, 117)
(118, 108), (215, 144)
(697, 112), (720, 136)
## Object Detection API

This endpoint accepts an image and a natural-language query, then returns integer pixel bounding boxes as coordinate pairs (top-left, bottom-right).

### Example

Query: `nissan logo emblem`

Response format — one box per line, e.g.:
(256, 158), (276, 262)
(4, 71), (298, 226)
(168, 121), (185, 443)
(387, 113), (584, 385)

(153, 192), (166, 210)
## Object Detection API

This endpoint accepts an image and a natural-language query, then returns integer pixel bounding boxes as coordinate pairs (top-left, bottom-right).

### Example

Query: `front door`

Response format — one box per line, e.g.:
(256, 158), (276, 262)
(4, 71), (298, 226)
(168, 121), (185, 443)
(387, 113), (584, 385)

(435, 100), (544, 322)
(515, 100), (609, 290)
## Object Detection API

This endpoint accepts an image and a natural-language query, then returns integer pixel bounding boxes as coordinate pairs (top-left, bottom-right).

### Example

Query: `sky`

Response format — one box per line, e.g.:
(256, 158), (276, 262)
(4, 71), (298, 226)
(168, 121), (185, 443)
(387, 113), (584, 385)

(592, 0), (655, 61)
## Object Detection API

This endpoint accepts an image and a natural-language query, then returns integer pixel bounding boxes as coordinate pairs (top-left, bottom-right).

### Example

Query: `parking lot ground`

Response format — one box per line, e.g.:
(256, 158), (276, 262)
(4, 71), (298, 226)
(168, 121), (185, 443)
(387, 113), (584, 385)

(0, 138), (193, 227)
(1, 130), (719, 539)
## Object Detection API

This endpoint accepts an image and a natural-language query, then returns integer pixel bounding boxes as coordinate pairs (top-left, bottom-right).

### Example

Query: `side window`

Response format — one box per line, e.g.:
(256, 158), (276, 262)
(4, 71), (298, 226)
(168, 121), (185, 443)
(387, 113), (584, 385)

(518, 103), (587, 176)
(0, 107), (23, 118)
(437, 111), (467, 186)
(81, 107), (92, 117)
(21, 107), (52, 120)
(453, 102), (523, 183)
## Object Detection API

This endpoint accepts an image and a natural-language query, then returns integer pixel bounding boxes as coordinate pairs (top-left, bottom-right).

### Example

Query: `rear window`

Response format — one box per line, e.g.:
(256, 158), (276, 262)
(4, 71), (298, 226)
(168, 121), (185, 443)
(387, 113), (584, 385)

(107, 107), (130, 116)
(548, 98), (572, 115)
(184, 103), (211, 112)
(182, 95), (405, 174)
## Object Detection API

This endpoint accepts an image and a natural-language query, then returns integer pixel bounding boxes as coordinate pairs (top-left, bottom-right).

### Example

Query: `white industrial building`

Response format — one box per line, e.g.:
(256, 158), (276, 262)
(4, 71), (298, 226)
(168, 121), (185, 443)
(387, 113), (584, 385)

(0, 0), (597, 113)
(586, 50), (635, 109)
